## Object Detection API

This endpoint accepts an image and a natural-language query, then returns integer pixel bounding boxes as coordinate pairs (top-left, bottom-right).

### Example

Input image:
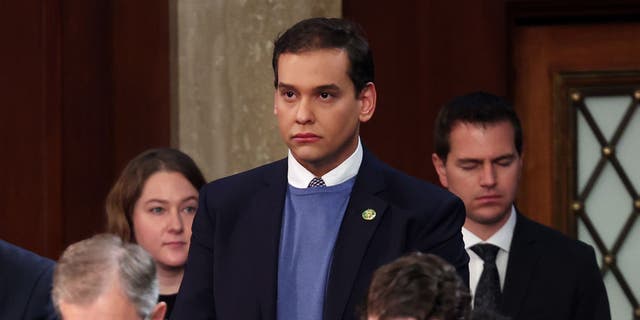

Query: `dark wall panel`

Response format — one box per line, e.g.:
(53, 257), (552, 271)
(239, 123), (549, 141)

(0, 0), (170, 259)
(61, 0), (115, 249)
(112, 0), (171, 173)
(344, 0), (507, 183)
(0, 1), (63, 257)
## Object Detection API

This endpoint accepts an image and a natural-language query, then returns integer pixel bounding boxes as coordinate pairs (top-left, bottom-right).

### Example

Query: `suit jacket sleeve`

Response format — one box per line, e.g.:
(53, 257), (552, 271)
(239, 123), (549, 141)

(410, 194), (469, 284)
(0, 240), (57, 320)
(573, 245), (611, 320)
(172, 184), (217, 320)
(22, 262), (57, 320)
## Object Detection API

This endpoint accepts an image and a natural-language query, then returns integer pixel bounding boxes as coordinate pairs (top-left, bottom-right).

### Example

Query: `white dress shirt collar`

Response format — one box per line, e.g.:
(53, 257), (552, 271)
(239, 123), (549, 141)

(287, 138), (363, 188)
(462, 205), (517, 296)
(462, 205), (517, 252)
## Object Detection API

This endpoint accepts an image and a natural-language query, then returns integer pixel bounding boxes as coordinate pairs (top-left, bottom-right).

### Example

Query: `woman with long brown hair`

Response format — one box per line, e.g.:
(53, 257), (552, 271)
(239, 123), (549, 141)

(106, 148), (206, 318)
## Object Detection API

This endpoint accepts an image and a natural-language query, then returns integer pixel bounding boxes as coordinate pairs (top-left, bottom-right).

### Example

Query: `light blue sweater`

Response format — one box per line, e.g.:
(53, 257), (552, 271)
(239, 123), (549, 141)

(277, 177), (356, 320)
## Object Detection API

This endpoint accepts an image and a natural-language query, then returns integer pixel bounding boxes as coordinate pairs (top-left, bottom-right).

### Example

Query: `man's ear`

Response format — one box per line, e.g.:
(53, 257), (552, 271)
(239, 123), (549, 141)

(431, 153), (449, 188)
(358, 82), (377, 123)
(150, 302), (167, 320)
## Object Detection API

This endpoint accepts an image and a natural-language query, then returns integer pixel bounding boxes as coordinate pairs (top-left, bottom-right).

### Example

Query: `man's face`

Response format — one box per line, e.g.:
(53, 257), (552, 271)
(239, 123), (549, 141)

(432, 121), (522, 229)
(274, 48), (376, 176)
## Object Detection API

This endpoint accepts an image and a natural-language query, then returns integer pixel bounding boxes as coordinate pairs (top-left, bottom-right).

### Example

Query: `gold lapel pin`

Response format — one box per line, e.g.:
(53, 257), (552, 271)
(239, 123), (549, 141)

(362, 209), (376, 221)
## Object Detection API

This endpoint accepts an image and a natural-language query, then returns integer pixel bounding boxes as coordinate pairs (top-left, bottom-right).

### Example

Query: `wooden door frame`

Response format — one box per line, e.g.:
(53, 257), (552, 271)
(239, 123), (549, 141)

(506, 0), (640, 105)
(505, 0), (640, 234)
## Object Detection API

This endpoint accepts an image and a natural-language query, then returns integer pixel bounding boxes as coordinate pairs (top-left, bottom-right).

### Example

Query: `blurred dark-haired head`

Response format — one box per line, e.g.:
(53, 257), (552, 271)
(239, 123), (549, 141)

(362, 252), (471, 320)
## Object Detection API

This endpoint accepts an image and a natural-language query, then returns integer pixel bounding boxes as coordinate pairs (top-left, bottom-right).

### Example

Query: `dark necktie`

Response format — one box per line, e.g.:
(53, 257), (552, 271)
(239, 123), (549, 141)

(471, 243), (502, 311)
(307, 177), (326, 188)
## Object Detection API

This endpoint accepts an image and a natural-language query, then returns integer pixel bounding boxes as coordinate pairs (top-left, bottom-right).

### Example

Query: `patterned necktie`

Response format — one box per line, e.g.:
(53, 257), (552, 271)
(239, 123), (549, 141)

(471, 243), (502, 311)
(308, 177), (326, 188)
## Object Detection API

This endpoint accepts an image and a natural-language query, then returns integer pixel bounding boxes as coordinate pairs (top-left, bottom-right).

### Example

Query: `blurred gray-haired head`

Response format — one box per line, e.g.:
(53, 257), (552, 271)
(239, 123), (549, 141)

(52, 233), (158, 319)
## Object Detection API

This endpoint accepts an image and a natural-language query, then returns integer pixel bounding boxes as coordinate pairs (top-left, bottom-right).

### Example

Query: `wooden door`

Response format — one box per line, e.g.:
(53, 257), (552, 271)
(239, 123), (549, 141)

(512, 21), (640, 320)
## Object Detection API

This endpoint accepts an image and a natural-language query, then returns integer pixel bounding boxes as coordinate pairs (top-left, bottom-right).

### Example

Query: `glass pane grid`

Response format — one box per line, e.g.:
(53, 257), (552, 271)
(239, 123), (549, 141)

(574, 91), (640, 320)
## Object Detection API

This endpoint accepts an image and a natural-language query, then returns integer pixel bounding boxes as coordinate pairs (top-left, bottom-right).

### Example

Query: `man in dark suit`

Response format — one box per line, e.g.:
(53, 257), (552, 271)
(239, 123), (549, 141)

(431, 92), (610, 320)
(172, 18), (468, 320)
(0, 239), (57, 320)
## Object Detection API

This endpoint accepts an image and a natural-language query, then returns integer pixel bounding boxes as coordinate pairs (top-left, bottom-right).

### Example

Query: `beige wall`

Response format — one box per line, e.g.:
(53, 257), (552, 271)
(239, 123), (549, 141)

(171, 1), (341, 181)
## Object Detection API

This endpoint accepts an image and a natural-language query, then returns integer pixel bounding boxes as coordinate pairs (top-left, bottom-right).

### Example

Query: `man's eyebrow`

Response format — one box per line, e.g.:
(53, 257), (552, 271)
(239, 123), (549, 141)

(455, 153), (516, 164)
(277, 82), (296, 90)
(277, 83), (341, 92)
(313, 84), (340, 92)
(455, 158), (482, 164)
(493, 153), (516, 162)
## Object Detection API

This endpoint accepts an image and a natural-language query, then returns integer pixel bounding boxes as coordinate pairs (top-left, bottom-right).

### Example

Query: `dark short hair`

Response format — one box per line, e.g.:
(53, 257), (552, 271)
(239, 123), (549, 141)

(434, 91), (523, 161)
(363, 252), (471, 320)
(106, 148), (206, 242)
(272, 17), (374, 96)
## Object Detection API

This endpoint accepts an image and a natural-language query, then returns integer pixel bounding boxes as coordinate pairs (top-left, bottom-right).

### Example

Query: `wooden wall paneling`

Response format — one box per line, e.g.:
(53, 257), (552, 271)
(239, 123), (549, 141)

(43, 0), (64, 259)
(112, 0), (171, 174)
(59, 0), (172, 249)
(1, 0), (176, 257)
(61, 0), (115, 249)
(343, 0), (507, 183)
(344, 0), (423, 178)
(506, 1), (640, 26)
(0, 1), (63, 258)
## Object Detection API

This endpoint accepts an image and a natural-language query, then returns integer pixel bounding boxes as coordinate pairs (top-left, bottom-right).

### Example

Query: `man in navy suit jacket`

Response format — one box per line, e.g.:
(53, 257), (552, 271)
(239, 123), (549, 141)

(431, 92), (610, 319)
(0, 239), (57, 320)
(172, 18), (468, 320)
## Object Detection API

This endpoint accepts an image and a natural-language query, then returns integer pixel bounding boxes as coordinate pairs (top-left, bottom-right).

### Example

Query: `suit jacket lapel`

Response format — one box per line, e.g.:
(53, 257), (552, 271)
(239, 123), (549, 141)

(324, 151), (389, 320)
(242, 159), (288, 320)
(501, 213), (541, 317)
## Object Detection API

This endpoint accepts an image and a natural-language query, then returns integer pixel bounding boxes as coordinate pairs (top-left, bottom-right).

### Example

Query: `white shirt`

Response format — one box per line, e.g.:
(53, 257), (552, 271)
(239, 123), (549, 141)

(287, 138), (363, 188)
(462, 206), (517, 304)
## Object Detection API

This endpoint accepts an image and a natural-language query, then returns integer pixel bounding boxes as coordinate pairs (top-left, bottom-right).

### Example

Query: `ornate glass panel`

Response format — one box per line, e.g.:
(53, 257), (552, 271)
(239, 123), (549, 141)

(567, 82), (640, 320)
